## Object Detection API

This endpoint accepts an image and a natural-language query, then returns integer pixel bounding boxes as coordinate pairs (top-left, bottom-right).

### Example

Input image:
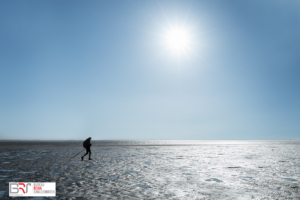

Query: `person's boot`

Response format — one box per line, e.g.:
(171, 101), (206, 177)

(89, 157), (92, 160)
(81, 156), (83, 161)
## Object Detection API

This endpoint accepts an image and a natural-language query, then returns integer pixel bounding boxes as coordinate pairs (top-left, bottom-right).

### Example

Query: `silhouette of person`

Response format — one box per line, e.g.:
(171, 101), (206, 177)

(81, 137), (92, 160)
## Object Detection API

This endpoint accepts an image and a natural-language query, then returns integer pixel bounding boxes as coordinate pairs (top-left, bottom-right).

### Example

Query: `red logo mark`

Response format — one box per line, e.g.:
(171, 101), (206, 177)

(18, 183), (26, 194)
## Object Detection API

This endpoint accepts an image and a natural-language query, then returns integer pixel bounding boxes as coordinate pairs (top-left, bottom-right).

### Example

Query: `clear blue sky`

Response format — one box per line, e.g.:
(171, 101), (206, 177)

(0, 0), (299, 140)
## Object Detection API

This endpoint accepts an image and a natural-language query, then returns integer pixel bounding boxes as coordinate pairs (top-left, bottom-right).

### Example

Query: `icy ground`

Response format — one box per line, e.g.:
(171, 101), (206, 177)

(0, 141), (299, 199)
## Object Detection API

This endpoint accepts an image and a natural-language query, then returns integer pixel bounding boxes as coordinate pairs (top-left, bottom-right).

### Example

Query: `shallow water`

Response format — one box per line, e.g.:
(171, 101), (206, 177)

(0, 140), (299, 199)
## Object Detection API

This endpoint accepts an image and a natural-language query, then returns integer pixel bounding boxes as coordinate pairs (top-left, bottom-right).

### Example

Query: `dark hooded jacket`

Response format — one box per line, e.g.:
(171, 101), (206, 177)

(83, 138), (91, 148)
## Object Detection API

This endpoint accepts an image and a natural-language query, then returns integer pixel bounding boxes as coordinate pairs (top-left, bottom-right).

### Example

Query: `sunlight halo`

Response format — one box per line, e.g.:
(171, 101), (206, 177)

(163, 26), (192, 57)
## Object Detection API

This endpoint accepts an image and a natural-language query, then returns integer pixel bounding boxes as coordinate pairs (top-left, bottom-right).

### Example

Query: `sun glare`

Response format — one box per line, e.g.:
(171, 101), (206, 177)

(164, 26), (191, 56)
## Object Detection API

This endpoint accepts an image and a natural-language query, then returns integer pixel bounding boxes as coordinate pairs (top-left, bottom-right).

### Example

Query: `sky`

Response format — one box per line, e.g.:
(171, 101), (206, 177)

(0, 0), (299, 140)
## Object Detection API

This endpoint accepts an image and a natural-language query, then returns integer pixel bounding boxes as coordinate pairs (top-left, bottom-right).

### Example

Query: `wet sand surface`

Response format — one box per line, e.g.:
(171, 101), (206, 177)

(0, 141), (299, 199)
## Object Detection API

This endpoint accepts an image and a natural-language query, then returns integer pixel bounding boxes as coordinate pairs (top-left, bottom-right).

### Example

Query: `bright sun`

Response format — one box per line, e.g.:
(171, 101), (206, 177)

(164, 27), (191, 56)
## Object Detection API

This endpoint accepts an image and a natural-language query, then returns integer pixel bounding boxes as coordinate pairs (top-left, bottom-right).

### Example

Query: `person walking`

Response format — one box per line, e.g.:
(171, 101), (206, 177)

(81, 137), (92, 160)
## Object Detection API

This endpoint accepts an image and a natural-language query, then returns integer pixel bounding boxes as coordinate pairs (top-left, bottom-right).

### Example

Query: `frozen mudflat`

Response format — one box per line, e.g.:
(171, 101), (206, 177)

(0, 140), (299, 199)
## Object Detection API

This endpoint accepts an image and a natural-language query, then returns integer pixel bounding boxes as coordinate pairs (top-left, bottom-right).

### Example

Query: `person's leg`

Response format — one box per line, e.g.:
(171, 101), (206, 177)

(81, 148), (88, 160)
(88, 148), (92, 160)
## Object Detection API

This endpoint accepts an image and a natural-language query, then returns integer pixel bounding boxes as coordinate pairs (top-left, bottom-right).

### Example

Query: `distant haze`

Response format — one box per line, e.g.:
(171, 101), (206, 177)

(0, 0), (299, 140)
